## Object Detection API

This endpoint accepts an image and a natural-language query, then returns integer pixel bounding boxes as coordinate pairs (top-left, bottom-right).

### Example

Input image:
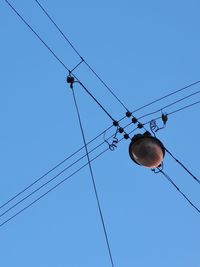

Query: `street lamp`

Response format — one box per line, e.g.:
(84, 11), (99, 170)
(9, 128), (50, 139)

(129, 132), (165, 168)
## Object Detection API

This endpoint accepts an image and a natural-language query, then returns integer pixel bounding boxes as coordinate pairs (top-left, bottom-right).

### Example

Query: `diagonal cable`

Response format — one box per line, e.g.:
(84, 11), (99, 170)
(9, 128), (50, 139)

(159, 169), (200, 214)
(71, 87), (115, 267)
(34, 0), (129, 111)
(165, 148), (200, 184)
(0, 147), (110, 228)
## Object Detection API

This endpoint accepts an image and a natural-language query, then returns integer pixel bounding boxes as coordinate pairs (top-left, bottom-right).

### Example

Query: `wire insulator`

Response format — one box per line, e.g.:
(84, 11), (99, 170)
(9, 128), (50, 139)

(126, 111), (132, 118)
(132, 117), (138, 124)
(118, 127), (124, 133)
(124, 133), (129, 139)
(138, 122), (143, 129)
(113, 121), (119, 127)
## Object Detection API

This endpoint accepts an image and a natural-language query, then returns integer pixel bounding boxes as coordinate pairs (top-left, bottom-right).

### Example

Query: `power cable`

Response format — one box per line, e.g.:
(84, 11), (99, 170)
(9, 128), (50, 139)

(0, 124), (113, 210)
(4, 0), (117, 123)
(145, 100), (200, 123)
(159, 169), (200, 214)
(0, 147), (110, 228)
(1, 96), (200, 226)
(3, 0), (70, 71)
(0, 139), (112, 218)
(131, 80), (200, 114)
(138, 90), (200, 120)
(34, 0), (129, 111)
(71, 87), (115, 267)
(165, 148), (200, 184)
(1, 99), (200, 216)
(168, 100), (200, 116)
(4, 0), (200, 125)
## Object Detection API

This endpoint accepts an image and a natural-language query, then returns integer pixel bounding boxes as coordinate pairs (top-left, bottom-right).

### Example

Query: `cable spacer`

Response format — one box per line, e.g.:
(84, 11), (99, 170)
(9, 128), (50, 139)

(113, 120), (119, 127)
(118, 127), (124, 133)
(126, 111), (132, 118)
(132, 117), (138, 124)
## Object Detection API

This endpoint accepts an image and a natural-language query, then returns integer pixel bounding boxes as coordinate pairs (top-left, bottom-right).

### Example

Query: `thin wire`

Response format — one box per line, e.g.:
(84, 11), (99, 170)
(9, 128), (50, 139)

(159, 169), (200, 214)
(0, 139), (111, 218)
(34, 0), (129, 111)
(2, 96), (200, 225)
(71, 87), (115, 267)
(33, 0), (200, 117)
(138, 90), (200, 120)
(143, 100), (200, 123)
(0, 124), (113, 210)
(2, 96), (200, 215)
(0, 147), (110, 228)
(77, 81), (115, 121)
(3, 0), (70, 71)
(132, 80), (200, 114)
(165, 148), (200, 184)
(168, 100), (200, 116)
(4, 0), (116, 122)
(4, 0), (200, 124)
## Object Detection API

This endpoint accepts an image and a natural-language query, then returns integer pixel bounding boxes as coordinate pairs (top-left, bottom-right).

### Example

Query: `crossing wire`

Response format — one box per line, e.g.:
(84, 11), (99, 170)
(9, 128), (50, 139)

(1, 98), (200, 218)
(138, 89), (200, 120)
(34, 0), (129, 111)
(71, 87), (115, 267)
(3, 0), (116, 123)
(165, 148), (200, 185)
(0, 147), (110, 228)
(159, 169), (200, 214)
(1, 98), (200, 227)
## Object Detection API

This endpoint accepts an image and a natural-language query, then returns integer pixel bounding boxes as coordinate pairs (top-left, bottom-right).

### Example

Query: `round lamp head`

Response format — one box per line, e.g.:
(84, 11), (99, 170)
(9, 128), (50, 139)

(129, 133), (165, 168)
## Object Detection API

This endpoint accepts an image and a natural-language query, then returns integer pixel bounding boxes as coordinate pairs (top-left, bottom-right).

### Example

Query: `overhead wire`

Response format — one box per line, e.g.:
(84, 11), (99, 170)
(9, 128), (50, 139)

(0, 147), (110, 228)
(165, 148), (200, 185)
(4, 0), (200, 125)
(71, 87), (115, 267)
(159, 169), (200, 214)
(3, 0), (117, 123)
(33, 0), (129, 111)
(1, 97), (200, 227)
(138, 90), (200, 120)
(3, 0), (200, 226)
(1, 97), (200, 218)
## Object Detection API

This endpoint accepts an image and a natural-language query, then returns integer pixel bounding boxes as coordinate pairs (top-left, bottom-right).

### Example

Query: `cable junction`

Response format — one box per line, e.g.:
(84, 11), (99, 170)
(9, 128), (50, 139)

(33, 0), (129, 111)
(1, 99), (200, 227)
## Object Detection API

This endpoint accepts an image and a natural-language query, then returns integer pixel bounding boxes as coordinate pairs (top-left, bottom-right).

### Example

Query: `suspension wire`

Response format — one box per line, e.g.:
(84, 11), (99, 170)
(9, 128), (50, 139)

(76, 81), (115, 121)
(0, 138), (113, 218)
(4, 0), (117, 123)
(131, 80), (200, 114)
(138, 90), (200, 120)
(32, 0), (200, 115)
(0, 147), (110, 228)
(33, 0), (129, 111)
(1, 98), (200, 214)
(0, 124), (113, 210)
(159, 169), (200, 214)
(165, 148), (200, 184)
(143, 100), (200, 123)
(168, 100), (200, 116)
(1, 96), (200, 225)
(4, 0), (200, 124)
(3, 0), (70, 71)
(71, 87), (115, 267)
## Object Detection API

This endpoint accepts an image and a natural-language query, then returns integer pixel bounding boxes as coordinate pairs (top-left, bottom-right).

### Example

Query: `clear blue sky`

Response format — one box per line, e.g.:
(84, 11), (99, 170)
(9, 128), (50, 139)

(1, 1), (200, 266)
